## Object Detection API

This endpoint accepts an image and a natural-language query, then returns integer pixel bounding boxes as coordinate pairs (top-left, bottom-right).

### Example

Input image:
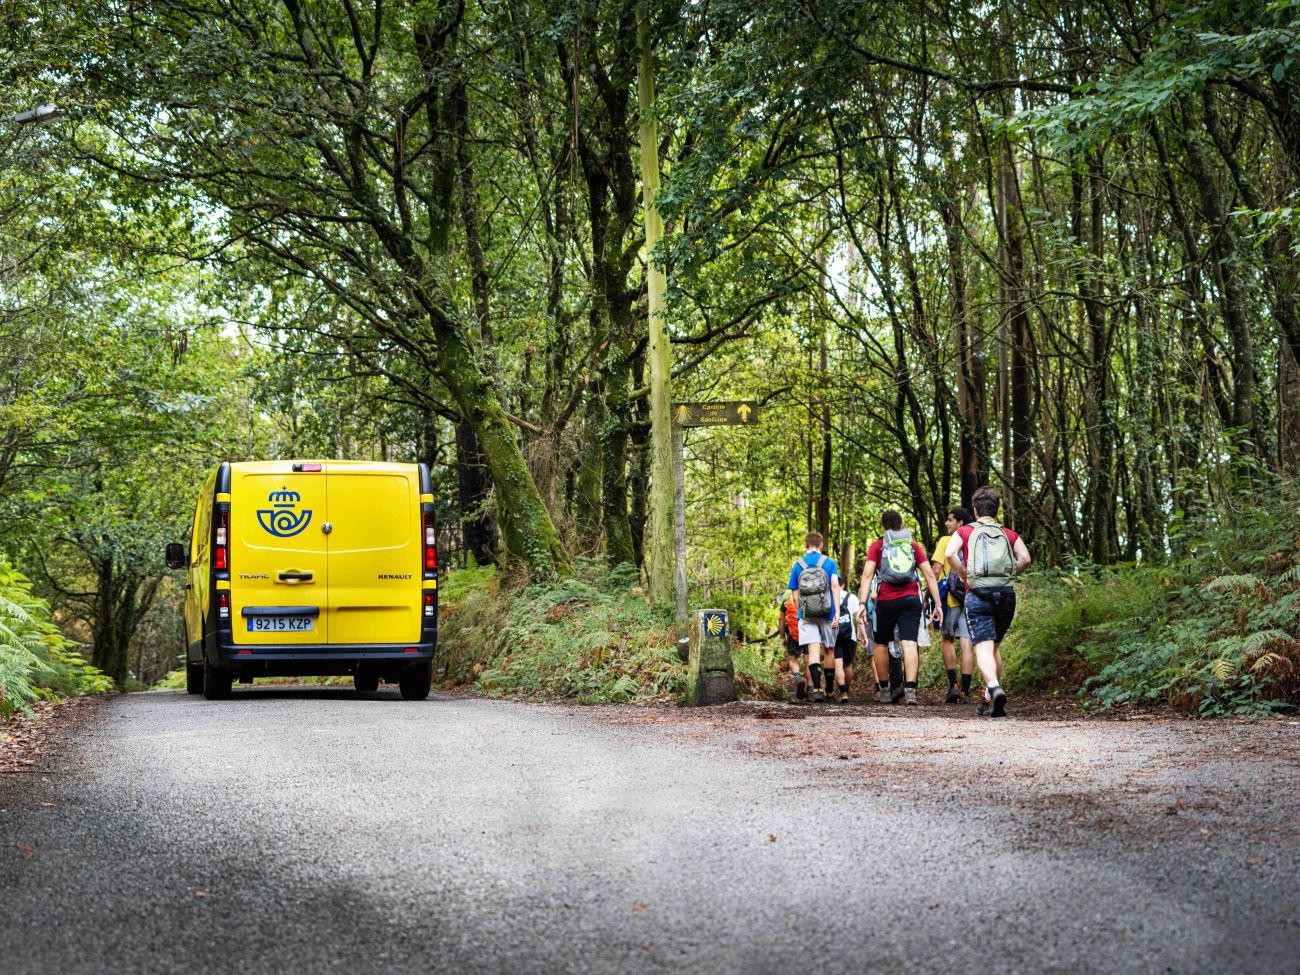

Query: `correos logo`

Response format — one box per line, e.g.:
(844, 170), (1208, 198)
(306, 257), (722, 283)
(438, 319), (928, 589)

(257, 487), (313, 538)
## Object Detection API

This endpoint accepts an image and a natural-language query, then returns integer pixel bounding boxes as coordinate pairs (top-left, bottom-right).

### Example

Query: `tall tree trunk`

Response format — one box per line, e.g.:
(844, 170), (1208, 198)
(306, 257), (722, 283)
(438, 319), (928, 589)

(1281, 340), (1300, 472)
(1072, 160), (1116, 563)
(437, 324), (570, 576)
(994, 134), (1032, 536)
(816, 251), (832, 542)
(638, 5), (673, 603)
(574, 385), (605, 546)
(940, 161), (988, 506)
(1180, 98), (1262, 471)
(455, 420), (497, 566)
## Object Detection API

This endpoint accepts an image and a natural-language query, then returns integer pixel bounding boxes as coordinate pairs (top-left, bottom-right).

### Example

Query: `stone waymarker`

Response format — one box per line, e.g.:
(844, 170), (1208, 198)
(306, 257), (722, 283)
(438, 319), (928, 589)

(688, 609), (736, 706)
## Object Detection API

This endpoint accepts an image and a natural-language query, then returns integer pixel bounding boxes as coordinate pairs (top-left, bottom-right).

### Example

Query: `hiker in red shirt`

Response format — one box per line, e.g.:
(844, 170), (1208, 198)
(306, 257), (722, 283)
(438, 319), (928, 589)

(945, 485), (1032, 717)
(855, 511), (942, 705)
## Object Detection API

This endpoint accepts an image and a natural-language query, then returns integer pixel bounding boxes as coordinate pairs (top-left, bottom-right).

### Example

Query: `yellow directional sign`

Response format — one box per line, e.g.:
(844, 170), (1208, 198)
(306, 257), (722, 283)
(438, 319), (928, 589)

(674, 401), (760, 427)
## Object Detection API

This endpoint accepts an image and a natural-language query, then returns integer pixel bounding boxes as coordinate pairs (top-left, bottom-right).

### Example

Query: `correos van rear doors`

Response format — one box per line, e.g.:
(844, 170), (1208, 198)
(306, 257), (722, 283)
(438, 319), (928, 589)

(230, 463), (328, 644)
(324, 465), (421, 645)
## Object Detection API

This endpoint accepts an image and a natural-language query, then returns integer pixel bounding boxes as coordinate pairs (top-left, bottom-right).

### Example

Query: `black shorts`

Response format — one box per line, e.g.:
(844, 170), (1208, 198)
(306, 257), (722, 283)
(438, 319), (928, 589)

(873, 595), (921, 645)
(834, 639), (857, 665)
(784, 634), (805, 656)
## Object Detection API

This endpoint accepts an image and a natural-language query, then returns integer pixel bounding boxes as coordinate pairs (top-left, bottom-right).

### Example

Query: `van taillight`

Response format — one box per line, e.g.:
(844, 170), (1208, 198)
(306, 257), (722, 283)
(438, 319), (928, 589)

(422, 511), (437, 572)
(215, 507), (230, 572)
(424, 592), (435, 617)
(218, 592), (230, 620)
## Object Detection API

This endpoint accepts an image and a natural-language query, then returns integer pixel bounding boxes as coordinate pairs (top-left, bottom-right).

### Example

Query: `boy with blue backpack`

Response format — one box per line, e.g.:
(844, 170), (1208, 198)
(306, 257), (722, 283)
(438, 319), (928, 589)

(783, 531), (843, 704)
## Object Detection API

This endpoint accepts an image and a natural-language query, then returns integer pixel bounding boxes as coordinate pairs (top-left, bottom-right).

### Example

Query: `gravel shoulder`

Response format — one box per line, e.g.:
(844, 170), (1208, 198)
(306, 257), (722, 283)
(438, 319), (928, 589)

(2, 689), (1297, 975)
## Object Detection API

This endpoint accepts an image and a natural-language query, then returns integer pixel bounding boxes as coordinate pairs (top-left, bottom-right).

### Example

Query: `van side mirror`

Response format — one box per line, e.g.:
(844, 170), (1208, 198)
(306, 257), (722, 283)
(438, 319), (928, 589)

(165, 543), (189, 569)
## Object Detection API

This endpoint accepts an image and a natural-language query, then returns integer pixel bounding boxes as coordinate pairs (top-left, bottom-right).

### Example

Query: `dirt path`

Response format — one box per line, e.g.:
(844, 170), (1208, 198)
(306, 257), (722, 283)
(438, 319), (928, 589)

(586, 698), (1300, 843)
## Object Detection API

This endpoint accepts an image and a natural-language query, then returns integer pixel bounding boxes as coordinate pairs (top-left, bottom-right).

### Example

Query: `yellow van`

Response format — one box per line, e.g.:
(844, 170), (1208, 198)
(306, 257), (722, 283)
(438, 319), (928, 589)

(165, 460), (438, 701)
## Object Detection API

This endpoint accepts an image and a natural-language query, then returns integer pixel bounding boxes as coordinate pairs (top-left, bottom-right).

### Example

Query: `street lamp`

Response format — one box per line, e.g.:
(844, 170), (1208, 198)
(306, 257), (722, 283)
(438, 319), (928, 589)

(0, 104), (60, 125)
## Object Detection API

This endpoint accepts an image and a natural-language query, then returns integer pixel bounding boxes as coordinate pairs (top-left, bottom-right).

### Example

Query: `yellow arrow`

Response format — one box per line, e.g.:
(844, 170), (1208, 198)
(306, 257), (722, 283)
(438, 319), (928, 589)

(737, 403), (753, 422)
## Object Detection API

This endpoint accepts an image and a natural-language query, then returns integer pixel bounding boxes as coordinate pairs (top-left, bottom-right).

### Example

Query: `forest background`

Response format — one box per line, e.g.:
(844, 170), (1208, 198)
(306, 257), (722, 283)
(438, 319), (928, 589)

(2, 0), (1299, 716)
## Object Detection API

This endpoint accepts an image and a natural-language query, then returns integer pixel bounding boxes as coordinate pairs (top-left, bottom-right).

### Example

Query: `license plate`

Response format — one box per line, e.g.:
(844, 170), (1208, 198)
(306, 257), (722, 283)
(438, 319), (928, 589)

(246, 616), (314, 633)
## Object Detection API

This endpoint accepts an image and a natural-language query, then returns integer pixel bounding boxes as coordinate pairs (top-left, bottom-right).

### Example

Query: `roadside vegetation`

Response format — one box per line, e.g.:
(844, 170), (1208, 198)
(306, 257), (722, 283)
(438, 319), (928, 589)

(436, 559), (781, 704)
(428, 483), (1299, 718)
(1001, 483), (1300, 717)
(0, 560), (112, 719)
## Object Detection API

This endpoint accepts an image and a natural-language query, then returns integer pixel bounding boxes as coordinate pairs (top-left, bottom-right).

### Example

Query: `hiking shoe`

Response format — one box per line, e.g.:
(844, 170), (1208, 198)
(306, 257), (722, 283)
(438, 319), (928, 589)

(810, 688), (826, 703)
(796, 679), (807, 701)
(977, 695), (990, 716)
(990, 688), (1007, 718)
(904, 687), (917, 706)
(945, 683), (960, 704)
(958, 690), (971, 705)
(839, 691), (850, 704)
(874, 686), (891, 704)
(890, 684), (905, 704)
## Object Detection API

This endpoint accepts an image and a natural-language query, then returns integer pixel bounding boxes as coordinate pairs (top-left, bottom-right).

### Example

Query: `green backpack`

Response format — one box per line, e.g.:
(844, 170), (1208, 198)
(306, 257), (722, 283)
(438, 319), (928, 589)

(967, 522), (1017, 590)
(878, 529), (918, 586)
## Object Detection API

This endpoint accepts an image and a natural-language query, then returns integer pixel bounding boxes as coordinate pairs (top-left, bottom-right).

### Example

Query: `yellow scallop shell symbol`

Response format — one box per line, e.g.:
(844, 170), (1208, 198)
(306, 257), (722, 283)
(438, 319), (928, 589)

(705, 613), (724, 636)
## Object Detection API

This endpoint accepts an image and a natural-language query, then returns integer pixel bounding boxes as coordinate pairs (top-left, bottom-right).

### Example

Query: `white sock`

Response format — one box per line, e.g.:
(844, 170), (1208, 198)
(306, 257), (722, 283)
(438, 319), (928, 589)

(988, 682), (1001, 695)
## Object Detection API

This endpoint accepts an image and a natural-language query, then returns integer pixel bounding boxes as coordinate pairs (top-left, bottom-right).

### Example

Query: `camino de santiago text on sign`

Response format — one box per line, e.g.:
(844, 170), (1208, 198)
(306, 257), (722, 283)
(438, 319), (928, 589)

(673, 401), (759, 427)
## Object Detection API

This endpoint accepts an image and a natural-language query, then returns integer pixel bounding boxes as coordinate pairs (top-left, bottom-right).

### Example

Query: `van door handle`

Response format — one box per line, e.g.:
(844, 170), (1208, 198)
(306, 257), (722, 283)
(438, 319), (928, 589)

(277, 571), (314, 583)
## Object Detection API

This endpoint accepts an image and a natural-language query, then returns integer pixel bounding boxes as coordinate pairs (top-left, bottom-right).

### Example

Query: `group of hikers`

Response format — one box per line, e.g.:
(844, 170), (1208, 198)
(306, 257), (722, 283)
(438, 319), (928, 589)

(778, 484), (1031, 718)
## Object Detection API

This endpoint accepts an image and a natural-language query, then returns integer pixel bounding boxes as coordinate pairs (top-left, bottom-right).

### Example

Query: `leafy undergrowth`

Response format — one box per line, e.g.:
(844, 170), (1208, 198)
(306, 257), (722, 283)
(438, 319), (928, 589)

(437, 558), (781, 704)
(1001, 480), (1300, 717)
(1, 558), (113, 720)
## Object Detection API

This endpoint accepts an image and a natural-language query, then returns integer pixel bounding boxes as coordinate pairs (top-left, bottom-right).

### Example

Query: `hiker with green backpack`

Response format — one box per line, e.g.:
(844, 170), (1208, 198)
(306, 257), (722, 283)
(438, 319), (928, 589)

(854, 511), (943, 705)
(784, 531), (843, 703)
(945, 485), (1032, 718)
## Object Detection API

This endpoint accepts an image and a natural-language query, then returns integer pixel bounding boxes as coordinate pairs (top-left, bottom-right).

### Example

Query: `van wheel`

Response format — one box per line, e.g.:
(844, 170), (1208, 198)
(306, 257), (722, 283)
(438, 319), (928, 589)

(202, 660), (233, 700)
(354, 672), (379, 694)
(398, 662), (432, 701)
(186, 660), (204, 695)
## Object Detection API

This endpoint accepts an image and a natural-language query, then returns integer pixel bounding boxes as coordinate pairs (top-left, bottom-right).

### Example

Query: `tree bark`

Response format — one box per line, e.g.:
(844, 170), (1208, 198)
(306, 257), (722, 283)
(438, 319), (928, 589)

(1180, 98), (1262, 470)
(639, 5), (674, 604)
(455, 420), (497, 567)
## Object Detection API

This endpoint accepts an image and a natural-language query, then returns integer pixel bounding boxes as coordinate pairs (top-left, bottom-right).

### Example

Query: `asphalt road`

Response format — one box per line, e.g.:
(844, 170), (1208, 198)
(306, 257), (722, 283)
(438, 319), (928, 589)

(2, 689), (1298, 974)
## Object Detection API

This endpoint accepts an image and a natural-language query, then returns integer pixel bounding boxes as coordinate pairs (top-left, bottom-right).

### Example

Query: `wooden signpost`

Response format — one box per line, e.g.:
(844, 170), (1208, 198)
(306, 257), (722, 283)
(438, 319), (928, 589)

(673, 401), (760, 428)
(670, 400), (760, 671)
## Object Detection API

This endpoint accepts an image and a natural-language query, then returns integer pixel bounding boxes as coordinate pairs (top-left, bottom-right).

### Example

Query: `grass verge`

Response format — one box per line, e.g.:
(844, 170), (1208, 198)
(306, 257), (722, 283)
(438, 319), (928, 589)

(437, 558), (783, 704)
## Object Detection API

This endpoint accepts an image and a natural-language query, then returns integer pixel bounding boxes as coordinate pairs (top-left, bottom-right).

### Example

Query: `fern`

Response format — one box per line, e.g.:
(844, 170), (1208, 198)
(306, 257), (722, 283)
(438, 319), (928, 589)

(1204, 574), (1262, 592)
(0, 557), (97, 719)
(1239, 629), (1294, 653)
(1210, 657), (1236, 682)
(1250, 652), (1289, 674)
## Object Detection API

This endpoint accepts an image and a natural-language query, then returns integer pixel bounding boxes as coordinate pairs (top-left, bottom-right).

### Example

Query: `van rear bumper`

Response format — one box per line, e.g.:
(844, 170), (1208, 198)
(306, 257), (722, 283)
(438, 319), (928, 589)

(210, 639), (435, 677)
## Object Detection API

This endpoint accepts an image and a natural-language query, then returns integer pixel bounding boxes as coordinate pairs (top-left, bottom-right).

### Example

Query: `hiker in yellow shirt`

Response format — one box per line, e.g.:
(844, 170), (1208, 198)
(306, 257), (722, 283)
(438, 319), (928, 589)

(931, 507), (975, 703)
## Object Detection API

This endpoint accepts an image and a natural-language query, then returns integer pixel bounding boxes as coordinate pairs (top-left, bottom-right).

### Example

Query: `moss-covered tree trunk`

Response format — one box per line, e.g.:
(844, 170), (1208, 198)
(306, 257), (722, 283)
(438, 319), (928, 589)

(436, 327), (570, 577)
(638, 5), (674, 603)
(89, 556), (160, 687)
